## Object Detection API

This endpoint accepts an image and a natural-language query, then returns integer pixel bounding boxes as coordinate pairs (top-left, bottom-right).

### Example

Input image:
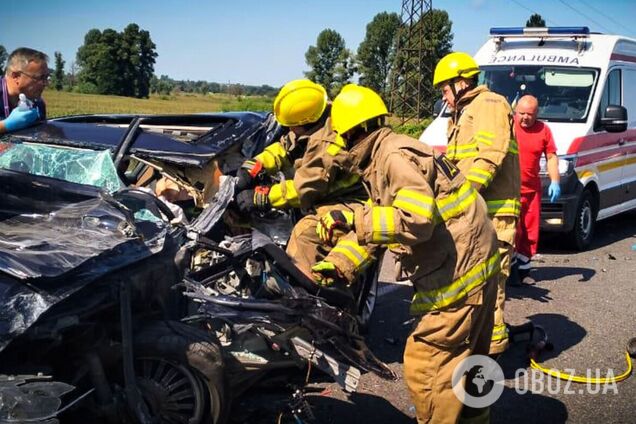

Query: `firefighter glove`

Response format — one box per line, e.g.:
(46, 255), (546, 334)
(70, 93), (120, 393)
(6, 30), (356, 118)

(235, 159), (264, 192)
(317, 210), (354, 246)
(548, 181), (561, 203)
(311, 260), (346, 287)
(236, 185), (270, 213)
(3, 107), (39, 132)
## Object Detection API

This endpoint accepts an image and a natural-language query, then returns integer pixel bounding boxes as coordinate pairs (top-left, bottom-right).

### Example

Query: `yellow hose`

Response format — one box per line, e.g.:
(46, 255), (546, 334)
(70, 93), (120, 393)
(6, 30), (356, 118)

(530, 352), (633, 384)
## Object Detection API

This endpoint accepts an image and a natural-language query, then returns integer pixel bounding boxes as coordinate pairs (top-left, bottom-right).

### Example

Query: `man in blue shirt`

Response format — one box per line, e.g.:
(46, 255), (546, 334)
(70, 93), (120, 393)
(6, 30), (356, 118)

(0, 47), (49, 134)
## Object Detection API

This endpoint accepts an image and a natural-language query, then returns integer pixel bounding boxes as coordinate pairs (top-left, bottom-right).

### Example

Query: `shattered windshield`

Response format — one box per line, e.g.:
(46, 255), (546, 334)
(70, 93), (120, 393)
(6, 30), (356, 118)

(479, 65), (598, 122)
(0, 140), (123, 193)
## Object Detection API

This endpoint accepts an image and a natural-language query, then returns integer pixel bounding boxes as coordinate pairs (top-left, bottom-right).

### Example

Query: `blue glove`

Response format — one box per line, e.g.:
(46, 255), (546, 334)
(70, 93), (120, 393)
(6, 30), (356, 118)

(548, 181), (561, 203)
(3, 107), (40, 132)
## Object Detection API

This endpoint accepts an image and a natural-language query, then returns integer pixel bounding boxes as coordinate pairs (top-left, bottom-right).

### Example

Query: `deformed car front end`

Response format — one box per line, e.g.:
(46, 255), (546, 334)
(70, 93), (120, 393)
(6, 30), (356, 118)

(0, 113), (393, 423)
(0, 113), (277, 422)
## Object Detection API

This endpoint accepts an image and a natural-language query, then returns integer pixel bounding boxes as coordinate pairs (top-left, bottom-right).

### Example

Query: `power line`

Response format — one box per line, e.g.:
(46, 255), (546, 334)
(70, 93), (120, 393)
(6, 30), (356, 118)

(508, 0), (559, 26)
(576, 0), (636, 37)
(557, 0), (613, 34)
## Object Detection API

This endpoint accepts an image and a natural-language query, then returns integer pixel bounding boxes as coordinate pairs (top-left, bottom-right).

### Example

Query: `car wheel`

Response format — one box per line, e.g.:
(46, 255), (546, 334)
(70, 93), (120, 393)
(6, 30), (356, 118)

(136, 357), (207, 423)
(567, 189), (597, 251)
(134, 321), (226, 424)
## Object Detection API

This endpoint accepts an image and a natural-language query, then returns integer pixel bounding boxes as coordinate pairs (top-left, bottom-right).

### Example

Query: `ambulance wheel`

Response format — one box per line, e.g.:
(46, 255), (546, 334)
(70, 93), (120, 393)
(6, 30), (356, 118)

(567, 189), (597, 251)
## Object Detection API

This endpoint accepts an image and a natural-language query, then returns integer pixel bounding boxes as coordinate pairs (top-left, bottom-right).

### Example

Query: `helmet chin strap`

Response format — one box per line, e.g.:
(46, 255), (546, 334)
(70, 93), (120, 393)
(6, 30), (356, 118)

(450, 78), (473, 105)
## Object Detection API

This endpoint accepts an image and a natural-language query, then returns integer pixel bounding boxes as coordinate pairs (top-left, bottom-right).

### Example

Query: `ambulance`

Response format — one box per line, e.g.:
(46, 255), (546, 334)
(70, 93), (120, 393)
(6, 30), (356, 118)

(421, 27), (636, 250)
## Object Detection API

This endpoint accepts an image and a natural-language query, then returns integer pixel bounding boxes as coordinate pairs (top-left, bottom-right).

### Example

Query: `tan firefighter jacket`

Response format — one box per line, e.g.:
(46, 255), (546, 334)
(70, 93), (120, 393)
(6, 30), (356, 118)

(324, 128), (500, 314)
(253, 116), (365, 210)
(446, 85), (521, 219)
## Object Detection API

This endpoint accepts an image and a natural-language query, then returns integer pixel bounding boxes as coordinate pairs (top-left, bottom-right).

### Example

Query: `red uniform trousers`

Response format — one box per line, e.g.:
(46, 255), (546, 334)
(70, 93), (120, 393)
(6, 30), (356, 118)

(515, 190), (540, 270)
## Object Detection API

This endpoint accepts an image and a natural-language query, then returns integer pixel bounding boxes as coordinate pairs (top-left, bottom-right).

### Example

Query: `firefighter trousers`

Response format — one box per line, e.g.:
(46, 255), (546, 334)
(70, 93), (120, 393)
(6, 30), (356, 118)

(403, 277), (497, 424)
(489, 216), (517, 355)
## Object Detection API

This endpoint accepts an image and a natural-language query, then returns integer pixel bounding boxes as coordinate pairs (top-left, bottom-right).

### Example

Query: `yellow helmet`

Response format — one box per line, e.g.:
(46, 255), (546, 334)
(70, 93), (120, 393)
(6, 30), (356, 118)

(331, 84), (388, 135)
(433, 52), (480, 88)
(273, 79), (328, 127)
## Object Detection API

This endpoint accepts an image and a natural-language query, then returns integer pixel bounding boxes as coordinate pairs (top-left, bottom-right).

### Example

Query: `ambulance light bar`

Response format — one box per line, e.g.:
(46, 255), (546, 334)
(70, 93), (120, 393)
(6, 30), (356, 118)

(489, 27), (590, 38)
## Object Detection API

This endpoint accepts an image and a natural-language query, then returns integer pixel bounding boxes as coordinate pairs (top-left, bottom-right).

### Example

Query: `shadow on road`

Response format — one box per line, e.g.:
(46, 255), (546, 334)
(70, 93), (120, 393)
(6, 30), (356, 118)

(492, 386), (569, 424)
(531, 266), (595, 282)
(365, 284), (412, 364)
(490, 314), (581, 423)
(505, 266), (595, 303)
(499, 313), (587, 379)
(540, 211), (636, 253)
(507, 283), (553, 303)
(500, 313), (586, 379)
(524, 313), (587, 362)
(308, 392), (414, 424)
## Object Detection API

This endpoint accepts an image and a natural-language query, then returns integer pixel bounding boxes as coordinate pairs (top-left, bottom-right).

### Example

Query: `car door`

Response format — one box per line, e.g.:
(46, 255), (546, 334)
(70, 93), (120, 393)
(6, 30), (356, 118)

(594, 68), (626, 210)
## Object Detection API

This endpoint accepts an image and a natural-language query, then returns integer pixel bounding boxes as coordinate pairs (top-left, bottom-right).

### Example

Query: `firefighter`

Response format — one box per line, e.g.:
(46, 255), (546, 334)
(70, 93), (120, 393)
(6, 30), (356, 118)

(314, 84), (499, 423)
(433, 52), (521, 355)
(235, 79), (372, 283)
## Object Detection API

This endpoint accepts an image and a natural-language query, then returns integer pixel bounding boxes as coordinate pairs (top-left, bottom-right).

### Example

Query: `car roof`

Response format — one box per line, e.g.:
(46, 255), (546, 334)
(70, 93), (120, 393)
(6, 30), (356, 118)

(5, 112), (271, 167)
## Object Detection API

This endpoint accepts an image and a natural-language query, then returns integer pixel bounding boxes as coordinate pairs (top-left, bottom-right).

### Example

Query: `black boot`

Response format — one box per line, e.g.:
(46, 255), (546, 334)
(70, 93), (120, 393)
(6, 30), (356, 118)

(507, 261), (521, 287)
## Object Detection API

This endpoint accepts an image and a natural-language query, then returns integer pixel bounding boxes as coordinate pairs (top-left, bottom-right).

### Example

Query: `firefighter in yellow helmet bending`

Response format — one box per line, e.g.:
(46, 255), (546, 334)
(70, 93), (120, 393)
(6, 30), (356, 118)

(314, 84), (498, 424)
(433, 52), (521, 356)
(235, 79), (374, 285)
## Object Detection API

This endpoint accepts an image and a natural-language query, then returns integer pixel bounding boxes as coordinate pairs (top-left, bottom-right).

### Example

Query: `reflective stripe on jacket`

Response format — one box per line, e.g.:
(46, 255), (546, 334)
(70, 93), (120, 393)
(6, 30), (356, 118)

(341, 128), (499, 314)
(446, 85), (521, 218)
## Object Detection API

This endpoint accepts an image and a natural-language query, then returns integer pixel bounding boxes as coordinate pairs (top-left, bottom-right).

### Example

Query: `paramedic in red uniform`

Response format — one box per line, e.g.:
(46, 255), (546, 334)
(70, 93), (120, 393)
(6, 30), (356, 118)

(511, 95), (560, 284)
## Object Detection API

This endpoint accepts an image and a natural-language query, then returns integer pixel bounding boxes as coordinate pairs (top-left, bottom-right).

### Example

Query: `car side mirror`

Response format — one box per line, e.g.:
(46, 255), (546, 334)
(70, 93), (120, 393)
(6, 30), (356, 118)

(601, 105), (628, 133)
(433, 99), (444, 118)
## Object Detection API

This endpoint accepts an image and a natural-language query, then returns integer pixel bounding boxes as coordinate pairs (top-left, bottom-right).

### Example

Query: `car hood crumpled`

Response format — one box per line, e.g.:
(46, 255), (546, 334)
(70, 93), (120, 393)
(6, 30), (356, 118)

(0, 168), (170, 351)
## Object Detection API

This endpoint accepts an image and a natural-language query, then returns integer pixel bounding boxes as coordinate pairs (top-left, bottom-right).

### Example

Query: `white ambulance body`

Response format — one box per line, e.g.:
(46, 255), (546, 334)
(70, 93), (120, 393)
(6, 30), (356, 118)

(420, 27), (636, 250)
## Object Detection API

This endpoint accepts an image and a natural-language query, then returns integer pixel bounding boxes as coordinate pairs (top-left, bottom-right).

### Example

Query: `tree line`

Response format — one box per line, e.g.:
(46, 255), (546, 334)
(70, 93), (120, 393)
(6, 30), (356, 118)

(0, 12), (453, 107)
(305, 9), (453, 103)
(1, 12), (545, 111)
(149, 75), (279, 97)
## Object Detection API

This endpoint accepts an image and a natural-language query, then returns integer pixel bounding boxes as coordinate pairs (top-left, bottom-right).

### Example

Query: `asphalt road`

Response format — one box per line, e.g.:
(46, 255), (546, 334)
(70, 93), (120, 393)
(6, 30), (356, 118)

(301, 211), (636, 424)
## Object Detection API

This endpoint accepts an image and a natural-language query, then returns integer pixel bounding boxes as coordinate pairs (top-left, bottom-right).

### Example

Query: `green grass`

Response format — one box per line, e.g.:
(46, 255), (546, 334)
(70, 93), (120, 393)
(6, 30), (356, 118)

(390, 117), (433, 137)
(44, 89), (273, 118)
(42, 89), (432, 137)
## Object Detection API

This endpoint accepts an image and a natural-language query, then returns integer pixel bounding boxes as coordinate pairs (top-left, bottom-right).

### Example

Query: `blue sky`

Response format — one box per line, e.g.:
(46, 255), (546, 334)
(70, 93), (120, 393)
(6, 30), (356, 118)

(2, 0), (635, 87)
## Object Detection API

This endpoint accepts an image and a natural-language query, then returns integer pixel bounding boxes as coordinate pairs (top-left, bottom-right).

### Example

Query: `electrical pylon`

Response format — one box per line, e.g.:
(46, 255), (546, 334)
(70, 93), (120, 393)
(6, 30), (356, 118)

(389, 0), (435, 124)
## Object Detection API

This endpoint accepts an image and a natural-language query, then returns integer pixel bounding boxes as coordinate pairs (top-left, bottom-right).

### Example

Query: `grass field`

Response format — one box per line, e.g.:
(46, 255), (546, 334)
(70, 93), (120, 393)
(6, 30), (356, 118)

(44, 89), (273, 118)
(43, 89), (431, 136)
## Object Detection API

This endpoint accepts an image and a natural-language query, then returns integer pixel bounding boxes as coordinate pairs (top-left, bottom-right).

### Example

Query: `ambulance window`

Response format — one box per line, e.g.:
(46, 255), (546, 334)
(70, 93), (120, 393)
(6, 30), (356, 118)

(480, 65), (596, 122)
(599, 69), (622, 115)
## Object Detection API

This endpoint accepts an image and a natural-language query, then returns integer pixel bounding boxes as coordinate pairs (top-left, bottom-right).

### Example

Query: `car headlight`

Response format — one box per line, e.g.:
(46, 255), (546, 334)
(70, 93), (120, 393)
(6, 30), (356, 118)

(558, 157), (576, 176)
(539, 156), (575, 176)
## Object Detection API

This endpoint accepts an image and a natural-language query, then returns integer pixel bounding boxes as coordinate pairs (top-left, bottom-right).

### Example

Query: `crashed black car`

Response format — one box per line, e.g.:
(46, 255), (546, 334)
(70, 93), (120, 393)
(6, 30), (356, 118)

(0, 114), (392, 423)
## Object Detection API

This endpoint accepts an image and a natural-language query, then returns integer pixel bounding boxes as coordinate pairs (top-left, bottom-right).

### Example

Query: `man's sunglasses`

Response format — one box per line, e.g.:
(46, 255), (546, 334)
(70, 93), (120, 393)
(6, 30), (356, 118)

(19, 71), (51, 82)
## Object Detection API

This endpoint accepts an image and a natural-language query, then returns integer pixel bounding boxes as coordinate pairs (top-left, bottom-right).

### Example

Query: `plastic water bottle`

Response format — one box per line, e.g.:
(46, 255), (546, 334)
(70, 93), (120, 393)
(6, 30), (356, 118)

(18, 93), (33, 111)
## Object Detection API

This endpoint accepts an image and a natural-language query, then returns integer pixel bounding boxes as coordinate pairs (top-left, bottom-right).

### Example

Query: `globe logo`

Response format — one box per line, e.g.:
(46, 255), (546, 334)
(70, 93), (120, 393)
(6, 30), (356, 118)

(452, 354), (505, 408)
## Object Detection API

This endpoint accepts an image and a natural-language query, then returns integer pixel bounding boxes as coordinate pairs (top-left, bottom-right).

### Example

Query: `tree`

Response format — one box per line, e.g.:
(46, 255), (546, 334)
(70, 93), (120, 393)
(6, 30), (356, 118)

(0, 45), (7, 75)
(76, 24), (157, 98)
(132, 25), (158, 98)
(52, 52), (65, 91)
(357, 12), (401, 99)
(228, 83), (243, 97)
(67, 61), (78, 90)
(151, 74), (172, 95)
(76, 28), (123, 95)
(305, 29), (355, 97)
(526, 13), (546, 27)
